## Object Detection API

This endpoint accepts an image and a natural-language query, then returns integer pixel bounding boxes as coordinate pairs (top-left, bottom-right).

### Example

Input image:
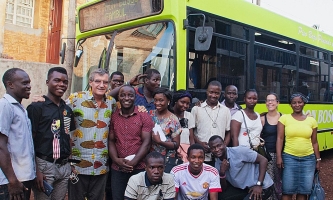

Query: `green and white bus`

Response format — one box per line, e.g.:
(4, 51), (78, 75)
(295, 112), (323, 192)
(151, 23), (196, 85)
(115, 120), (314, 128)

(70, 0), (333, 151)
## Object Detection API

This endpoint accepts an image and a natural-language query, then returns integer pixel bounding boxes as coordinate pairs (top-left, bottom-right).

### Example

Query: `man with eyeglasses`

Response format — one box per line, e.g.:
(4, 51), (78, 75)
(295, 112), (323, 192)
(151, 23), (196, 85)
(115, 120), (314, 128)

(67, 68), (116, 200)
(109, 71), (125, 90)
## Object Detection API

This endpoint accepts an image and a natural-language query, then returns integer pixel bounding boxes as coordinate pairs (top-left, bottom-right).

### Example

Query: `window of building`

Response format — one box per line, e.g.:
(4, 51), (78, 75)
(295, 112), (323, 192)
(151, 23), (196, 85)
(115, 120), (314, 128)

(5, 0), (34, 28)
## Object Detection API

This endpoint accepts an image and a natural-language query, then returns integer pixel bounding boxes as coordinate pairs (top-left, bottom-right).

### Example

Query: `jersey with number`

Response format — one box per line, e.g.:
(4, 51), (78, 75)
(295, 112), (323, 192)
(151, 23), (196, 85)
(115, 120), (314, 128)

(171, 163), (222, 200)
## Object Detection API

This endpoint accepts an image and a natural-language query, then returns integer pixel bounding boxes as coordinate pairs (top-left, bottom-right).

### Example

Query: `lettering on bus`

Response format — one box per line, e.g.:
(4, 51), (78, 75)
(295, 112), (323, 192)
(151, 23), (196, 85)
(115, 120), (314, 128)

(298, 27), (333, 47)
(79, 0), (162, 32)
(305, 109), (333, 124)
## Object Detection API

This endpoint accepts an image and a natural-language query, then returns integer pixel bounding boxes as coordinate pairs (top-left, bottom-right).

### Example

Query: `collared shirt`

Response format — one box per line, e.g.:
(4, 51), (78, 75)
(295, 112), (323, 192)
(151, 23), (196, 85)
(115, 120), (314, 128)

(221, 100), (240, 116)
(215, 146), (273, 189)
(27, 95), (75, 159)
(110, 107), (154, 170)
(134, 87), (155, 112)
(68, 91), (116, 175)
(191, 101), (231, 161)
(125, 171), (175, 200)
(171, 162), (222, 200)
(0, 94), (36, 184)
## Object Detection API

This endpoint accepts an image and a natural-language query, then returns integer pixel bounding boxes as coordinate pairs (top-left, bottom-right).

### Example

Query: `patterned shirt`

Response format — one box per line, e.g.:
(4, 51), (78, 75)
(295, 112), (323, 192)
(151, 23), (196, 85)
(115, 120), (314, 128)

(110, 107), (154, 170)
(68, 91), (116, 175)
(134, 87), (155, 112)
(150, 111), (181, 158)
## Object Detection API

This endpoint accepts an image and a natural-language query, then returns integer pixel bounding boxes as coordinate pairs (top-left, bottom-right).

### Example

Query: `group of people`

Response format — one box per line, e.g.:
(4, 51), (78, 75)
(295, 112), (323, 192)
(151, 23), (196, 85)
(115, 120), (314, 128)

(0, 66), (320, 200)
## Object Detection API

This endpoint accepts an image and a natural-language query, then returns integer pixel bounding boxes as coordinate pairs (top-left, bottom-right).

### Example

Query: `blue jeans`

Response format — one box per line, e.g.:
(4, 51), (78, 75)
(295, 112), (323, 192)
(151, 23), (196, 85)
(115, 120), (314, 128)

(282, 153), (315, 194)
(0, 180), (33, 200)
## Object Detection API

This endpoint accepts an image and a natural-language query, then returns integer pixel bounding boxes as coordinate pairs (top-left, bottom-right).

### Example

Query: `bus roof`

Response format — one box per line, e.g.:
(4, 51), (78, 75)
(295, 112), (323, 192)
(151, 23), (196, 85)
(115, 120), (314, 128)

(77, 0), (333, 52)
(187, 0), (333, 52)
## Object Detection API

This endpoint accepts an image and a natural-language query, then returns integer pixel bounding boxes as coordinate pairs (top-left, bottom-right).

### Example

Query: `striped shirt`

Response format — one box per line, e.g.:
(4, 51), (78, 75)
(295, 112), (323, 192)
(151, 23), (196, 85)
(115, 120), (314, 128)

(125, 171), (175, 200)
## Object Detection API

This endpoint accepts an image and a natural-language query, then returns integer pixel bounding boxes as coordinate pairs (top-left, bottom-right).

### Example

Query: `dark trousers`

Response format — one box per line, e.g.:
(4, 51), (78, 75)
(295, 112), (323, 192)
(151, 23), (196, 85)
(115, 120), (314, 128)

(219, 181), (273, 200)
(111, 168), (144, 200)
(105, 159), (112, 200)
(68, 173), (108, 200)
(0, 180), (33, 200)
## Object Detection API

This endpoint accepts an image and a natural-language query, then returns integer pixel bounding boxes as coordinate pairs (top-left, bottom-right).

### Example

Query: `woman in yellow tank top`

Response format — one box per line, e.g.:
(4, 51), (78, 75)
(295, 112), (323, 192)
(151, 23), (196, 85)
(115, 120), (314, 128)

(276, 92), (320, 200)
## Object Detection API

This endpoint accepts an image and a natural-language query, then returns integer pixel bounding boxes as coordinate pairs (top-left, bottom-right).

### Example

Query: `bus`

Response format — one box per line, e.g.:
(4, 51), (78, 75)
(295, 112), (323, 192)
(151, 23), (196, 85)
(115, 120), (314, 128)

(69, 0), (333, 151)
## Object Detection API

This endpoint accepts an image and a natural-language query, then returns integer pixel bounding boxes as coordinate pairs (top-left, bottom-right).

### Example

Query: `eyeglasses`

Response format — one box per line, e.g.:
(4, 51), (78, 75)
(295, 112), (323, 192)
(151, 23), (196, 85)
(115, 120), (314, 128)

(266, 99), (278, 103)
(93, 80), (109, 85)
(112, 80), (124, 84)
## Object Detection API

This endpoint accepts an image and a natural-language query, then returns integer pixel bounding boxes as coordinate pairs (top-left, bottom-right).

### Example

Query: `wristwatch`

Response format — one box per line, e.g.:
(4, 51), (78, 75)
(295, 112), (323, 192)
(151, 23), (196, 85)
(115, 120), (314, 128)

(256, 181), (263, 186)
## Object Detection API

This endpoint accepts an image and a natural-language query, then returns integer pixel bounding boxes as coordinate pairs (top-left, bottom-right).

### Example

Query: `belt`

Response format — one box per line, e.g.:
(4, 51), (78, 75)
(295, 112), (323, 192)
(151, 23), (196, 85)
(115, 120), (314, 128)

(36, 153), (69, 165)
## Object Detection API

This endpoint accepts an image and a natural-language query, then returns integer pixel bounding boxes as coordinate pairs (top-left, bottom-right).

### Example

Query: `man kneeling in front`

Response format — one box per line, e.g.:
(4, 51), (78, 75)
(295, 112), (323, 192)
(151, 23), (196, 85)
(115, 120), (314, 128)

(208, 135), (273, 200)
(124, 152), (175, 200)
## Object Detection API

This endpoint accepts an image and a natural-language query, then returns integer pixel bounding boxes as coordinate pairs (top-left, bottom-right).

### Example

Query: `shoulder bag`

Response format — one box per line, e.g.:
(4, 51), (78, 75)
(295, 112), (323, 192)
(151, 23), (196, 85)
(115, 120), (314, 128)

(240, 110), (272, 162)
(164, 152), (183, 173)
(309, 171), (325, 200)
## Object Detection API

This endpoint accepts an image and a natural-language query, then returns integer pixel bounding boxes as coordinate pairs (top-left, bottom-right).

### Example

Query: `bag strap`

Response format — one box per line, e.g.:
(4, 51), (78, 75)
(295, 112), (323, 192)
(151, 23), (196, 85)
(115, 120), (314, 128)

(240, 110), (254, 149)
(315, 171), (320, 185)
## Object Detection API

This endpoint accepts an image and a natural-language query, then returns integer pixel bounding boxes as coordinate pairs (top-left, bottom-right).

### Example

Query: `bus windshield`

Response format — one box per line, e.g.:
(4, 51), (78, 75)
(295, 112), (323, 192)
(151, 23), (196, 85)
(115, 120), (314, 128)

(72, 21), (175, 92)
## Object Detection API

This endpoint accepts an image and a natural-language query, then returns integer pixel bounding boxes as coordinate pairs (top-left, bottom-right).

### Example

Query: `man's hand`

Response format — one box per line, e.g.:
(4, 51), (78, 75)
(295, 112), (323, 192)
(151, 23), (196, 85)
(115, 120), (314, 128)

(115, 158), (133, 173)
(137, 105), (147, 113)
(248, 186), (263, 200)
(35, 170), (46, 192)
(219, 159), (230, 175)
(129, 74), (146, 86)
(198, 141), (210, 153)
(8, 180), (27, 200)
(32, 95), (45, 103)
(126, 159), (138, 169)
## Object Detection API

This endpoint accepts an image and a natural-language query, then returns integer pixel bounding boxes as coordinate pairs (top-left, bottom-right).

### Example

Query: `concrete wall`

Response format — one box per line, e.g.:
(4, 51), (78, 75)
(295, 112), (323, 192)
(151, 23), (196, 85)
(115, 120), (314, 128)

(0, 59), (72, 107)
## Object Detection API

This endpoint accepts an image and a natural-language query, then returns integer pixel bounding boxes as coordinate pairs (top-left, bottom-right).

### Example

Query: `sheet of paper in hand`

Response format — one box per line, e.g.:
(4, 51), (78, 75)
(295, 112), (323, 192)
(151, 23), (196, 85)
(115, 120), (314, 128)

(153, 123), (167, 141)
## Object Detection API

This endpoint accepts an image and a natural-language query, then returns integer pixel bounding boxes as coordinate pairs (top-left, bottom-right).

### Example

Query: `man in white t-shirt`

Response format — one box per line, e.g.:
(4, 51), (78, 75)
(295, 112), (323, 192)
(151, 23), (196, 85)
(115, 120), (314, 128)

(170, 144), (221, 200)
(191, 81), (231, 165)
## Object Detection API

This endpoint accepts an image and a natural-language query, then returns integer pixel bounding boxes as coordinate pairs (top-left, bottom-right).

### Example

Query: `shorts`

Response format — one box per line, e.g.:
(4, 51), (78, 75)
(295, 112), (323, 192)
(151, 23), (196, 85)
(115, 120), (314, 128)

(282, 152), (315, 194)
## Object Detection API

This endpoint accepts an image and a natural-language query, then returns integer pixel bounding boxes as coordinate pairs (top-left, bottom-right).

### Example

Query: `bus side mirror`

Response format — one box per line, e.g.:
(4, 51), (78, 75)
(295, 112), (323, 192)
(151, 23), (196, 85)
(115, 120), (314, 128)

(74, 49), (83, 68)
(59, 42), (66, 64)
(194, 26), (213, 51)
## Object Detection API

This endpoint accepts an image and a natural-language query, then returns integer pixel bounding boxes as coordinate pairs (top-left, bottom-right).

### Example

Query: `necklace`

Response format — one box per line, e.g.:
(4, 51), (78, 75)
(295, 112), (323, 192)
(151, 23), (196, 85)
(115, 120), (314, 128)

(204, 106), (220, 128)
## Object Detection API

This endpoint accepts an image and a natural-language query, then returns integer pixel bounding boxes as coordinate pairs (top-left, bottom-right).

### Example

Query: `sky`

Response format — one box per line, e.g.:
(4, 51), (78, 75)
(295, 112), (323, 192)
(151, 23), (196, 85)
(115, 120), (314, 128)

(245, 0), (333, 36)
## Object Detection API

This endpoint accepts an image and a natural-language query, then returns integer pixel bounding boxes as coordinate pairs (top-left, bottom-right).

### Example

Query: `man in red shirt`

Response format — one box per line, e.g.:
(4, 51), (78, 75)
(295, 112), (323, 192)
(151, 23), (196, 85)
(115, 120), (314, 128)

(108, 85), (154, 200)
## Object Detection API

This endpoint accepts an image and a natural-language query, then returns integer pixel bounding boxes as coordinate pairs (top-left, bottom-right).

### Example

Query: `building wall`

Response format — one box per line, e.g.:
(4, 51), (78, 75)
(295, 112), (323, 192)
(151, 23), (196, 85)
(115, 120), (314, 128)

(0, 59), (72, 107)
(3, 0), (50, 63)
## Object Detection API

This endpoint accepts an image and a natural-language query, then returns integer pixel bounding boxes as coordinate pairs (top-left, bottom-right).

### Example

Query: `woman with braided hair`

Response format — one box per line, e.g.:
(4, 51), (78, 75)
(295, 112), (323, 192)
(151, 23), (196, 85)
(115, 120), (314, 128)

(171, 90), (195, 162)
(276, 92), (320, 200)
